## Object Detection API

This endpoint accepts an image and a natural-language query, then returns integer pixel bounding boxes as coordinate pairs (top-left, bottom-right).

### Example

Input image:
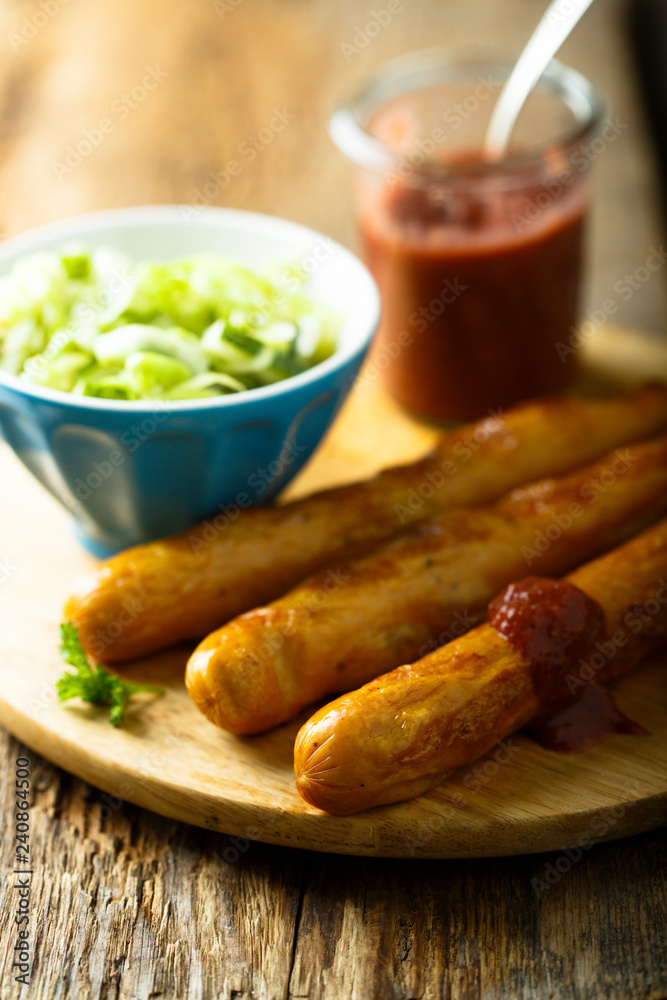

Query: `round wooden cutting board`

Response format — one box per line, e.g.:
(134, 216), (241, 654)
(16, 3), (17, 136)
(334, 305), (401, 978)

(0, 326), (666, 858)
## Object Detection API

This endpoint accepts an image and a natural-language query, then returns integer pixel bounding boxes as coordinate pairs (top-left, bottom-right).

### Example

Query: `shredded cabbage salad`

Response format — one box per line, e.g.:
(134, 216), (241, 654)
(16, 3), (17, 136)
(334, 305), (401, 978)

(0, 247), (339, 400)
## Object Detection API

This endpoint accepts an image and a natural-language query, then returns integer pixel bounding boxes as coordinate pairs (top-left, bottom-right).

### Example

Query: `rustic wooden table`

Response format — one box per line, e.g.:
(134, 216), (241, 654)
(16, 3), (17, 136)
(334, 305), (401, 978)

(0, 1), (666, 997)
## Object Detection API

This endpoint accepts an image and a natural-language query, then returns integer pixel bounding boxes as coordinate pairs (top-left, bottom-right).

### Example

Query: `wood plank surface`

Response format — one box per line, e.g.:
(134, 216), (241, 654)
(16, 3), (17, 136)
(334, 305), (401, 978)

(1, 728), (666, 1000)
(0, 0), (666, 997)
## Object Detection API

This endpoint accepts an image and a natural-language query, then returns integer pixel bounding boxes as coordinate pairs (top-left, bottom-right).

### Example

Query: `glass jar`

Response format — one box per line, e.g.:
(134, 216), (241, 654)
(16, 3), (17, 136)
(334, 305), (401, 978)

(331, 49), (605, 422)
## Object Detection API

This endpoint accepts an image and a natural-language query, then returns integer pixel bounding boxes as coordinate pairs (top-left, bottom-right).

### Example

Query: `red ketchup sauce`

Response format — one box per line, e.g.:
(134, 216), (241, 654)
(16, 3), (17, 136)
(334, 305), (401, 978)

(488, 577), (646, 753)
(359, 170), (586, 422)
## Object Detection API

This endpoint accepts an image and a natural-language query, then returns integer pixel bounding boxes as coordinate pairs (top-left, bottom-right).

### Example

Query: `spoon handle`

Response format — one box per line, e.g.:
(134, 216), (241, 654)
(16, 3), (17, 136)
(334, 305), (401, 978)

(484, 0), (596, 160)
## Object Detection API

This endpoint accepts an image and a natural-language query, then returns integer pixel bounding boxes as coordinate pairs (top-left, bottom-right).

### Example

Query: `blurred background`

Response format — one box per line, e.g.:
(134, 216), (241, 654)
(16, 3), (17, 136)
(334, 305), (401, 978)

(0, 0), (665, 337)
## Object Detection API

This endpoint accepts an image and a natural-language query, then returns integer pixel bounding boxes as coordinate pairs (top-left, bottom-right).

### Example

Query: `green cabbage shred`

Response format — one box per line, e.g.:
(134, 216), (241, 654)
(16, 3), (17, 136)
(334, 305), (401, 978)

(0, 246), (339, 399)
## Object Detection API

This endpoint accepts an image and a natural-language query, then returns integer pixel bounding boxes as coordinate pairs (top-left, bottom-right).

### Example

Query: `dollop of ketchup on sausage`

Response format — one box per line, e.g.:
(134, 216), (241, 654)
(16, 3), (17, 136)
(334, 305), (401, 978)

(488, 577), (646, 753)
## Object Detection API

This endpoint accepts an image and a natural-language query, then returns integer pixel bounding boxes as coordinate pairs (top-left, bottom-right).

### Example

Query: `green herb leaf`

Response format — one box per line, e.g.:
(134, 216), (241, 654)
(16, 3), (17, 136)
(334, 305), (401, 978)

(56, 622), (164, 726)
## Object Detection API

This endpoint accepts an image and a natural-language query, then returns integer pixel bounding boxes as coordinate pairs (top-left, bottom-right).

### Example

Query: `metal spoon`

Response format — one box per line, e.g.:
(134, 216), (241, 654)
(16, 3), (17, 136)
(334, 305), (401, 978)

(484, 0), (597, 160)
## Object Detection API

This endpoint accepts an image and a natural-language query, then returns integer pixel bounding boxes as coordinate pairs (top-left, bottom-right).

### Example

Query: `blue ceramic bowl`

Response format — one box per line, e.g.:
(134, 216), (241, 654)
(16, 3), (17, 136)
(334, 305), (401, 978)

(0, 206), (380, 555)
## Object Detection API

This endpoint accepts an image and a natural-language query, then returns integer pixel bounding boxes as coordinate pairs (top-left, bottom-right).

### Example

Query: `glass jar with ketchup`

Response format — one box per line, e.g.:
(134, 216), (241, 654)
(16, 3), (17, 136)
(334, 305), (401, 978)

(331, 50), (605, 422)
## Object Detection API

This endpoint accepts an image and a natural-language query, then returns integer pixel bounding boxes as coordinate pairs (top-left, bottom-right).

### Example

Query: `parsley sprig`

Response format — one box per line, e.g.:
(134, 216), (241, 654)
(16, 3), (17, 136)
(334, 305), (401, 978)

(56, 622), (165, 726)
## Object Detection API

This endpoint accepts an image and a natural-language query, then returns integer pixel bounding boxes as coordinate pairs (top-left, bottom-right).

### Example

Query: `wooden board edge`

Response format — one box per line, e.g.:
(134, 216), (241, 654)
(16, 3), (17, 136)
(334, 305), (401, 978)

(2, 696), (665, 859)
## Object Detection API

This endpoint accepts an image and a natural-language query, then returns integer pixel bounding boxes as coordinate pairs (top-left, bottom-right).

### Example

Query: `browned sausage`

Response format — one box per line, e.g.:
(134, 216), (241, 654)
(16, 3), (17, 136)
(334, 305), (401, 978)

(186, 434), (667, 733)
(67, 385), (667, 662)
(294, 519), (667, 815)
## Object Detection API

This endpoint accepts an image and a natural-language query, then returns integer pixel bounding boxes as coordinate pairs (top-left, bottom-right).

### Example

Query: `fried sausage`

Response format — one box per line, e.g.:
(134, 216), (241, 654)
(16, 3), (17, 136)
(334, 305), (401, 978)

(294, 519), (667, 815)
(66, 385), (667, 662)
(186, 434), (667, 734)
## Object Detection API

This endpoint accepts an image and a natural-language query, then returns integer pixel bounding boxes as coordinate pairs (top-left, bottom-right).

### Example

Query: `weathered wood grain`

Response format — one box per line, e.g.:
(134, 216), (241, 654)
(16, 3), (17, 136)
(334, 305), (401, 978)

(1, 729), (666, 1000)
(0, 0), (666, 995)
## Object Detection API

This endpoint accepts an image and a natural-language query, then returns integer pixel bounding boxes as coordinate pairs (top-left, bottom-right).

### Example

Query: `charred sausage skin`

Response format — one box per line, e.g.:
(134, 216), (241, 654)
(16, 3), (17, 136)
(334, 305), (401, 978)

(67, 386), (667, 662)
(294, 519), (667, 815)
(187, 434), (667, 734)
